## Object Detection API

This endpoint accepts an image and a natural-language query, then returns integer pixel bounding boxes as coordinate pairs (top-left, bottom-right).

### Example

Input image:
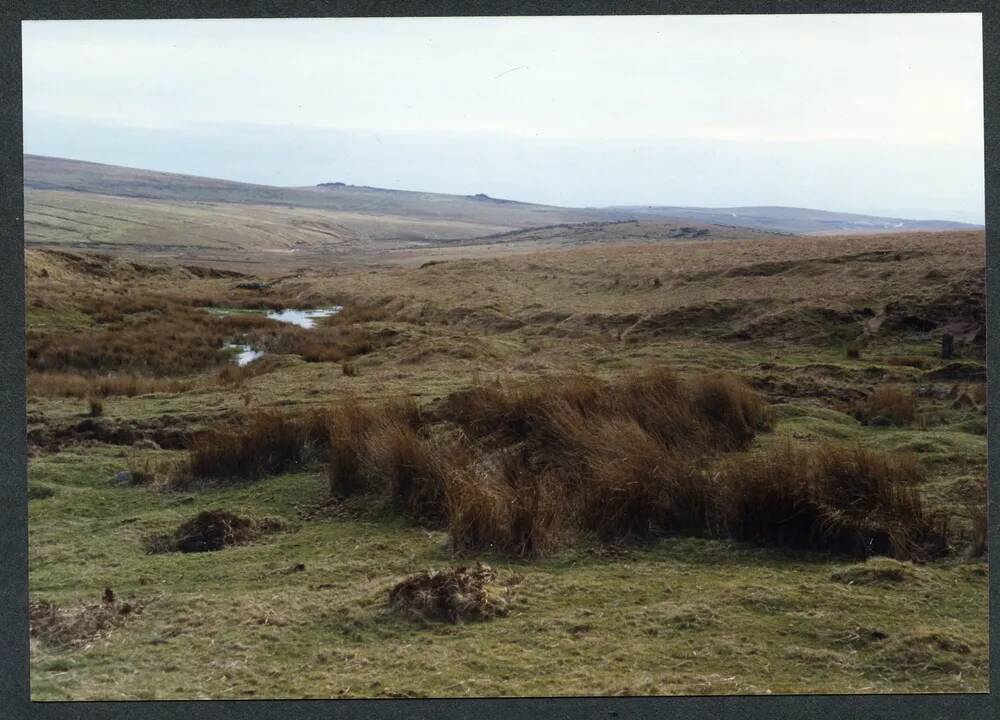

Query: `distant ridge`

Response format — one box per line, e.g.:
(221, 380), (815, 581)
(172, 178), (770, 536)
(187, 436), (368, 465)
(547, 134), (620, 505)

(607, 204), (979, 235)
(24, 154), (982, 236)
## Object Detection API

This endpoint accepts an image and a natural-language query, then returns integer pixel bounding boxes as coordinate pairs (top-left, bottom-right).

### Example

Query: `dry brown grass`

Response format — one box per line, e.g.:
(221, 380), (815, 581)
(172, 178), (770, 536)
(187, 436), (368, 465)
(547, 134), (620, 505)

(28, 371), (199, 398)
(436, 370), (768, 553)
(326, 398), (422, 497)
(363, 420), (450, 525)
(178, 408), (332, 485)
(214, 359), (277, 388)
(30, 590), (138, 650)
(436, 368), (772, 455)
(445, 449), (566, 556)
(244, 323), (380, 364)
(165, 366), (949, 561)
(575, 419), (714, 541)
(387, 562), (513, 623)
(26, 304), (261, 376)
(718, 443), (947, 560)
(852, 384), (918, 427)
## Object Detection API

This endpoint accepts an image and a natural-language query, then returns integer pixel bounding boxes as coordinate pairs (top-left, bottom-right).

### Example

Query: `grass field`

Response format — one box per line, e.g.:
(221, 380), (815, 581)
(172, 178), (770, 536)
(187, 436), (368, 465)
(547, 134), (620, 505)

(25, 229), (988, 699)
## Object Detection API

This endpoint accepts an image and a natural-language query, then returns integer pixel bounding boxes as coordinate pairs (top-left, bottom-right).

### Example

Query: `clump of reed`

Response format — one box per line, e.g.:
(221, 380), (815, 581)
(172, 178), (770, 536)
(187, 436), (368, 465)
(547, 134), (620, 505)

(852, 384), (918, 427)
(717, 443), (947, 560)
(435, 368), (772, 454)
(174, 408), (333, 487)
(166, 366), (950, 562)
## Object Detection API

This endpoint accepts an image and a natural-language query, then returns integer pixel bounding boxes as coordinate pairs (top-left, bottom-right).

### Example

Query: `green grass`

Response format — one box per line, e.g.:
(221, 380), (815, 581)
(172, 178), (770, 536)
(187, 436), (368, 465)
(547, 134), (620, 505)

(29, 443), (987, 699)
(26, 307), (94, 329)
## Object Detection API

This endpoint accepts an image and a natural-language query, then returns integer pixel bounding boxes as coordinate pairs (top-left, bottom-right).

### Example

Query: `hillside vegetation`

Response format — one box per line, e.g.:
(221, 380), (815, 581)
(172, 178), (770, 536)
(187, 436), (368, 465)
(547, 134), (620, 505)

(26, 226), (987, 698)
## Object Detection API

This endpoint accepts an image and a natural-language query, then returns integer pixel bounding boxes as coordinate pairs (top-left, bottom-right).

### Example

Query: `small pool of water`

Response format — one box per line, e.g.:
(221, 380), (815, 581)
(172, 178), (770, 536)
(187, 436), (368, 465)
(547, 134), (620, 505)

(265, 307), (343, 329)
(223, 343), (264, 367)
(205, 306), (343, 329)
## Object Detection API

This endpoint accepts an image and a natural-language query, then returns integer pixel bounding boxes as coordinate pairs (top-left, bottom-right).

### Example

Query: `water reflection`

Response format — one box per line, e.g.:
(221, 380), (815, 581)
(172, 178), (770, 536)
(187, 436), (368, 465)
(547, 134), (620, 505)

(265, 307), (343, 329)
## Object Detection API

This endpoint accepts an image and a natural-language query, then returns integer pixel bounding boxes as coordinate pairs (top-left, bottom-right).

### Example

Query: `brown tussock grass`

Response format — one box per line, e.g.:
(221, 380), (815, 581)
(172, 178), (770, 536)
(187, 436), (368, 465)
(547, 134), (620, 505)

(327, 398), (422, 497)
(445, 449), (566, 556)
(852, 384), (918, 427)
(28, 371), (199, 399)
(363, 420), (451, 526)
(436, 367), (772, 455)
(166, 366), (950, 562)
(176, 408), (333, 486)
(717, 443), (947, 560)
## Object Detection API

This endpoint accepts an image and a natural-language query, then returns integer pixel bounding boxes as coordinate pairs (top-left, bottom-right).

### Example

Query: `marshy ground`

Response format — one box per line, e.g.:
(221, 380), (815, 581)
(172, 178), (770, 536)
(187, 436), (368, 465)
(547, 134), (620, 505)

(26, 230), (987, 698)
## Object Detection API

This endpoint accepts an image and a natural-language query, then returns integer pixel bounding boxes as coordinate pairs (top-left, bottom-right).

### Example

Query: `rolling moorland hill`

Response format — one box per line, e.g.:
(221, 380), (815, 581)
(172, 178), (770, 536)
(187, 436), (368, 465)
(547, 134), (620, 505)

(23, 155), (981, 269)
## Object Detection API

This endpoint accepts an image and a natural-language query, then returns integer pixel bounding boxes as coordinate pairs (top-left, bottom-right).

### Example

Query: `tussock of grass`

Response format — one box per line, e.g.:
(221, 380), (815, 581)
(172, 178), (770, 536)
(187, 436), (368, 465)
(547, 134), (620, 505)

(328, 398), (422, 497)
(363, 420), (450, 526)
(144, 509), (284, 553)
(178, 409), (332, 485)
(875, 628), (982, 676)
(434, 369), (768, 554)
(215, 356), (280, 387)
(830, 558), (919, 585)
(387, 562), (513, 623)
(436, 368), (772, 454)
(168, 367), (951, 562)
(446, 450), (566, 556)
(718, 443), (947, 560)
(852, 384), (917, 426)
(576, 419), (714, 541)
(244, 323), (381, 364)
(27, 303), (270, 376)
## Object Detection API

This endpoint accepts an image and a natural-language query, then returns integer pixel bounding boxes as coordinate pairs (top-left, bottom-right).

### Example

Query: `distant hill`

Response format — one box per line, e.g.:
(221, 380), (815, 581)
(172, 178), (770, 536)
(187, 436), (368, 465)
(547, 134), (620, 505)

(22, 155), (982, 268)
(24, 154), (606, 228)
(604, 205), (979, 235)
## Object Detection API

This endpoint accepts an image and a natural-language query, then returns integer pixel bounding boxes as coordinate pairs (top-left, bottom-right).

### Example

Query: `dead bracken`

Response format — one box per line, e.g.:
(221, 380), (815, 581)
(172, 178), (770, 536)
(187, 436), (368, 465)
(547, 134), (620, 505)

(29, 587), (138, 651)
(143, 509), (285, 553)
(388, 562), (514, 623)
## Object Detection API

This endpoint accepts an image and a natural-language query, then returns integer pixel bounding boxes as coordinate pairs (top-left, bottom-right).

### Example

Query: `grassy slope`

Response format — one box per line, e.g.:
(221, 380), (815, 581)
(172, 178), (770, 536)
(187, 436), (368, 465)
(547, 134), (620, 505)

(28, 448), (987, 699)
(26, 233), (988, 698)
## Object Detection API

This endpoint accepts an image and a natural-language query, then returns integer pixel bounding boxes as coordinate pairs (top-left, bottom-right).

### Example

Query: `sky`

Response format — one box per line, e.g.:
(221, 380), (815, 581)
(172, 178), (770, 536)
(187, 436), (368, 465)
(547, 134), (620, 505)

(22, 14), (985, 223)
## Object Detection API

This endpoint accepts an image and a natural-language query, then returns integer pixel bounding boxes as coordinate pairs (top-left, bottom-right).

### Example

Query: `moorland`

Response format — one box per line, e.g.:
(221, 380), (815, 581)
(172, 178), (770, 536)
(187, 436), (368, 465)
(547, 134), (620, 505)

(24, 157), (988, 699)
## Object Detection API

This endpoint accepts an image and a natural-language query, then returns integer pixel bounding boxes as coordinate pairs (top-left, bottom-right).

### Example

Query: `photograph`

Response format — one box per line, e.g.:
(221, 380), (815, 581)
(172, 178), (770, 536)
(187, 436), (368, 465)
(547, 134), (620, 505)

(20, 11), (987, 700)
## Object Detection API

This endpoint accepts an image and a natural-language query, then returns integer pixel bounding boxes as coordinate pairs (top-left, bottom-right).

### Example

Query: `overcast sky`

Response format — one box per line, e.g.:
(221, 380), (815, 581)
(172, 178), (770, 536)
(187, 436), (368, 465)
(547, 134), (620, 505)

(22, 14), (984, 222)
